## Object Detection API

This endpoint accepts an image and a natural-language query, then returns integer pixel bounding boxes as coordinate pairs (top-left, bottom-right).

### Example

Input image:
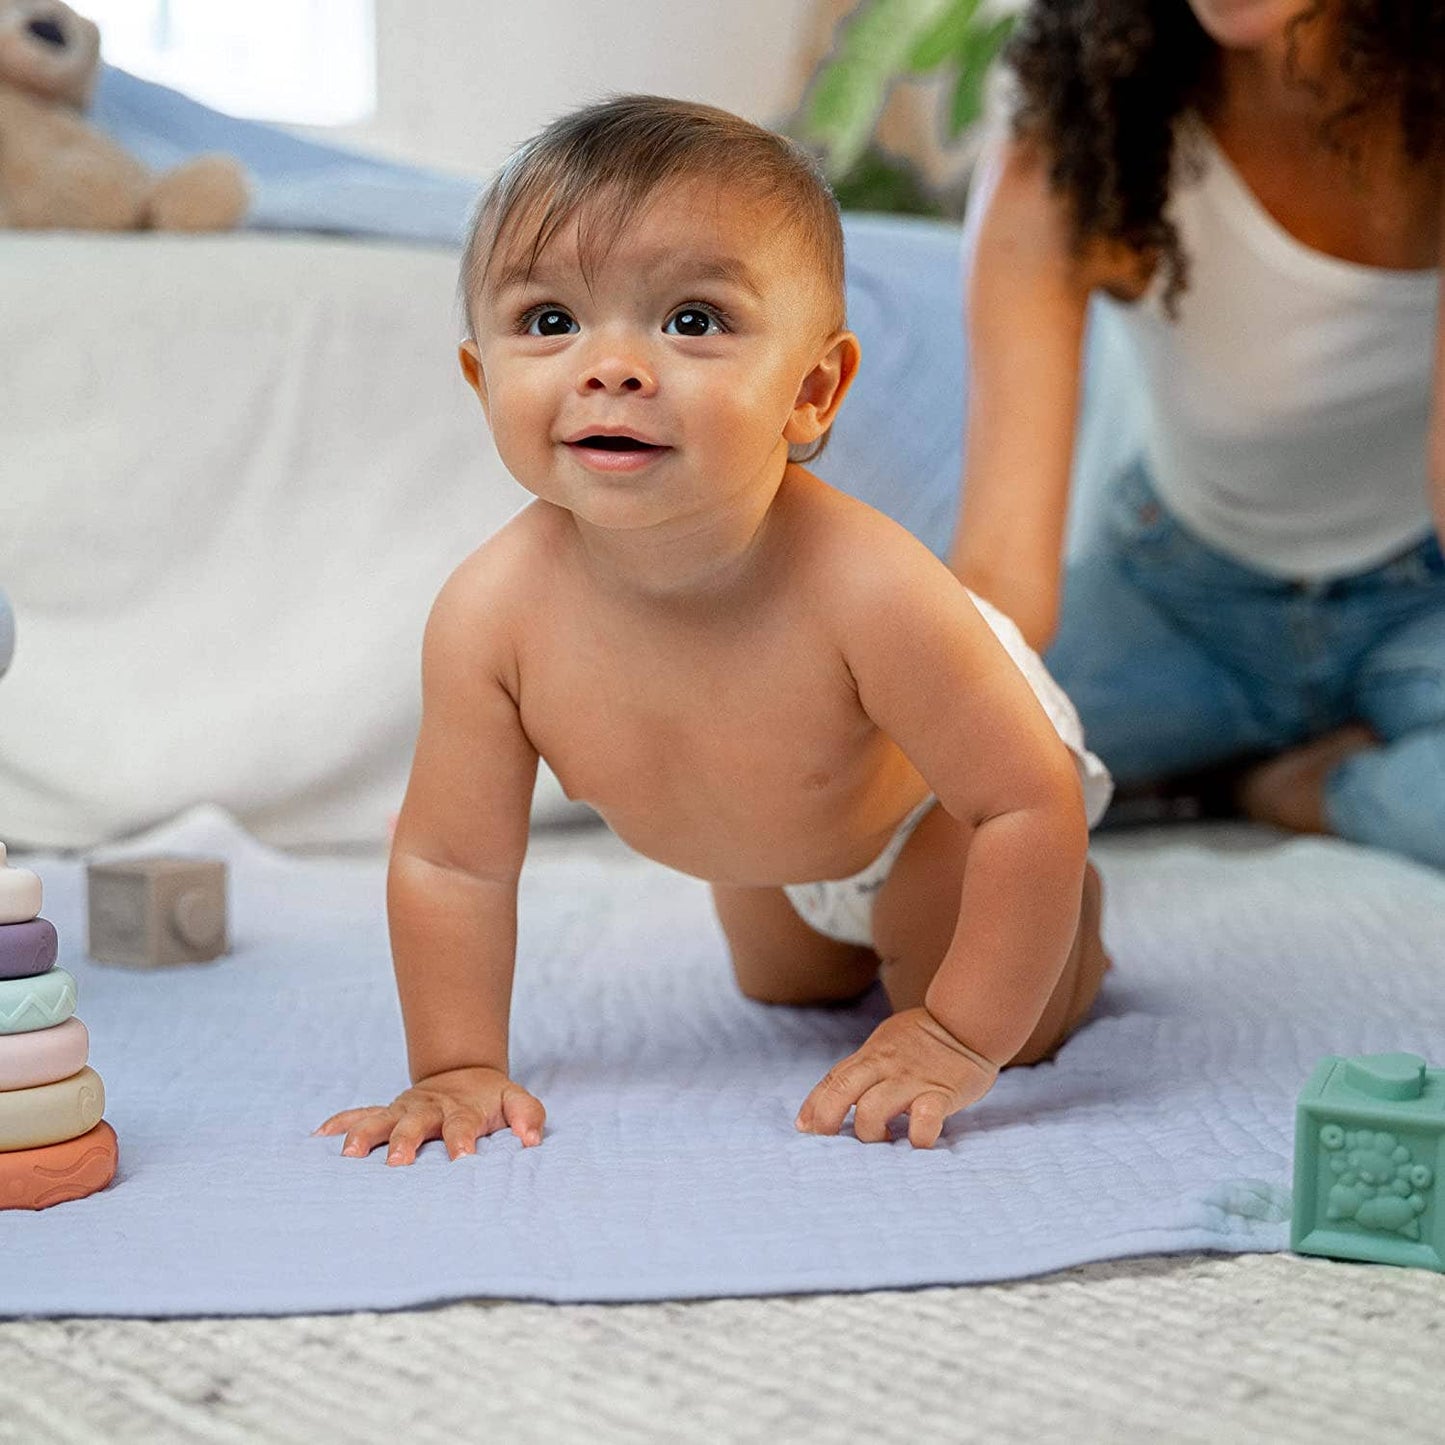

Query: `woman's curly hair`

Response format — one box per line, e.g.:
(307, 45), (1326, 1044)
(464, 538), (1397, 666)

(1006, 1), (1445, 310)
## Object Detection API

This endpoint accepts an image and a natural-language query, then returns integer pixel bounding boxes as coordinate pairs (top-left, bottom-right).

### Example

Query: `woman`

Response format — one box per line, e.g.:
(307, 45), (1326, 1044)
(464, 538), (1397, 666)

(957, 0), (1444, 867)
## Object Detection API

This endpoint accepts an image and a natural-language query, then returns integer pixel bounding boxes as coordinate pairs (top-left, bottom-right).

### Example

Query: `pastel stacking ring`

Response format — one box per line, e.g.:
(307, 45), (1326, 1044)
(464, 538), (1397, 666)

(0, 1065), (104, 1152)
(0, 1120), (117, 1211)
(0, 1017), (88, 1091)
(0, 918), (58, 980)
(0, 967), (76, 1035)
(0, 860), (42, 926)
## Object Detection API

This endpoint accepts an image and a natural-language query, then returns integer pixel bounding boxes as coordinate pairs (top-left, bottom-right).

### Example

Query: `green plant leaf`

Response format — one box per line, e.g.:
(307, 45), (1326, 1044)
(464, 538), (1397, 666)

(905, 0), (980, 73)
(800, 0), (955, 176)
(945, 14), (1014, 137)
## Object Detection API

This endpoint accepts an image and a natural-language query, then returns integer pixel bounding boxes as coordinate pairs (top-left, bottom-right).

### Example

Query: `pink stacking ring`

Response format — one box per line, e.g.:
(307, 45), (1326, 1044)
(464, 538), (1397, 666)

(0, 918), (58, 980)
(0, 1017), (88, 1091)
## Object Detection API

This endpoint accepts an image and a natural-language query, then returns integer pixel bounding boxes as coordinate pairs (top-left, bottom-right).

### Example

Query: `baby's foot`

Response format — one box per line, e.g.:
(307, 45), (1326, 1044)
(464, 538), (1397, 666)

(1236, 723), (1378, 835)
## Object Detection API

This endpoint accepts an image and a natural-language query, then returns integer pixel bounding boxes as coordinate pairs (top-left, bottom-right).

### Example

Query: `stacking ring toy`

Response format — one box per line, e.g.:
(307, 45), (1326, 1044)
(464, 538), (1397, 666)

(0, 967), (76, 1035)
(0, 863), (41, 925)
(0, 1066), (104, 1151)
(0, 918), (58, 980)
(0, 1120), (117, 1211)
(0, 1017), (88, 1091)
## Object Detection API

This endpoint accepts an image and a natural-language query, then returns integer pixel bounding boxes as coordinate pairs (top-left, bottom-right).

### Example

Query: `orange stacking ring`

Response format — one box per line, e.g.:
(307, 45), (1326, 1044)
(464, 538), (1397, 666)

(0, 1120), (117, 1210)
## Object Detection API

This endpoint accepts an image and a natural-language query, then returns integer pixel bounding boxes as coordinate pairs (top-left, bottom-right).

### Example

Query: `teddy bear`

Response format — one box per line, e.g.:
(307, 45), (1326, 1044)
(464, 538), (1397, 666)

(0, 0), (249, 231)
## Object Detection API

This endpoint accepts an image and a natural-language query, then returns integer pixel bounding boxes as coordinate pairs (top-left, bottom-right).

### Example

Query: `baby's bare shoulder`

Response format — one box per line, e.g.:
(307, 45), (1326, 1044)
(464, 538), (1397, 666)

(425, 502), (564, 669)
(783, 468), (950, 602)
(435, 502), (563, 617)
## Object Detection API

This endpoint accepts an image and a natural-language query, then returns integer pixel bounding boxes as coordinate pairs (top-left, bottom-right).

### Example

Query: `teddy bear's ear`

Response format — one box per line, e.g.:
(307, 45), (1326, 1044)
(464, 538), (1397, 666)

(1, 2), (104, 110)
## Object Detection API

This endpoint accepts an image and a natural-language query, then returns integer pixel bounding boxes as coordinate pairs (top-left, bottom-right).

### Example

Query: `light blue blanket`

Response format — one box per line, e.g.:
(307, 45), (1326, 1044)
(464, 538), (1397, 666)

(92, 66), (481, 244)
(2, 808), (1442, 1317)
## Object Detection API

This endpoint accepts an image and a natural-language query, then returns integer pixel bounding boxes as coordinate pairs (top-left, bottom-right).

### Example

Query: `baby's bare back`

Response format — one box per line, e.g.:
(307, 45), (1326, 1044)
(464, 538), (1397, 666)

(499, 480), (932, 887)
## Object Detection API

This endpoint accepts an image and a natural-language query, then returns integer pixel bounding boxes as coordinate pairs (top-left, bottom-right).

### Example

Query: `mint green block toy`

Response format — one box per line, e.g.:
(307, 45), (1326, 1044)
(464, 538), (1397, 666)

(1292, 1053), (1444, 1271)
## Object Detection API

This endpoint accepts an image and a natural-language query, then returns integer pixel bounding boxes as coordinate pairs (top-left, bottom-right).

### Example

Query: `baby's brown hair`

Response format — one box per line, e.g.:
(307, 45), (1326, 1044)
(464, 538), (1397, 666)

(460, 99), (848, 461)
(462, 95), (844, 333)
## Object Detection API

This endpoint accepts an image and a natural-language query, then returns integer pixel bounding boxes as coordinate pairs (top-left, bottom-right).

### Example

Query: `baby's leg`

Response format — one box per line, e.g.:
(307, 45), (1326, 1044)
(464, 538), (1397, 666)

(712, 884), (879, 1006)
(870, 807), (1110, 1065)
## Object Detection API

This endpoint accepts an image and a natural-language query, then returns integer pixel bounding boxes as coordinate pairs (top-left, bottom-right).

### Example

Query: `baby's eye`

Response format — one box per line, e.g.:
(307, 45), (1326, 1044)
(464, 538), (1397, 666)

(524, 307), (578, 337)
(664, 305), (726, 337)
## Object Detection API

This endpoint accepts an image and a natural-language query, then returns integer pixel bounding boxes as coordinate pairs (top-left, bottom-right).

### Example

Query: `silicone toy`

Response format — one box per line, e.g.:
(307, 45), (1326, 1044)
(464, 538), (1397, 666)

(0, 842), (42, 924)
(0, 965), (75, 1034)
(0, 915), (57, 978)
(0, 1119), (117, 1210)
(0, 624), (116, 1208)
(1292, 1052), (1445, 1272)
(0, 1016), (88, 1090)
(87, 856), (228, 967)
(0, 1064), (103, 1151)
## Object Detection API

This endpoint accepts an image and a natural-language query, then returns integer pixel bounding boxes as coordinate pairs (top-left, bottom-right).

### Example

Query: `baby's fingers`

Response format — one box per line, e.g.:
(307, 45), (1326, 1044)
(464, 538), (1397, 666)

(440, 1108), (487, 1161)
(906, 1090), (953, 1150)
(502, 1087), (546, 1147)
(338, 1109), (403, 1159)
(385, 1109), (446, 1166)
(852, 1080), (919, 1144)
(313, 1107), (376, 1138)
(795, 1055), (882, 1136)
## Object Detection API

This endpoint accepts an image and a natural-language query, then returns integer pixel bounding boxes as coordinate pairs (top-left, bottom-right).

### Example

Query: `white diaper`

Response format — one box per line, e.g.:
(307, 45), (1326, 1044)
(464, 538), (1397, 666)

(782, 590), (1114, 949)
(783, 796), (937, 949)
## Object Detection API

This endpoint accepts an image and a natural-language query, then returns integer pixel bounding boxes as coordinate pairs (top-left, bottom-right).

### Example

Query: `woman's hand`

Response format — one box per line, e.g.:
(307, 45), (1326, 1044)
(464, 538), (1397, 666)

(794, 1007), (999, 1149)
(314, 1065), (545, 1165)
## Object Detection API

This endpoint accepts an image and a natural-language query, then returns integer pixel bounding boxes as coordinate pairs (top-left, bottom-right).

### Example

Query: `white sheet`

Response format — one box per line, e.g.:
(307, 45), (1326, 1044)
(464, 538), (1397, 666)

(1, 807), (1441, 1317)
(0, 234), (587, 849)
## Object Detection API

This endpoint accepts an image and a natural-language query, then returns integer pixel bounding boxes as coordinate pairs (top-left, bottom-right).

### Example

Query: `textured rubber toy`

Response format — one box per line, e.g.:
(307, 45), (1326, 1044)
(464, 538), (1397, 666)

(0, 1017), (88, 1091)
(0, 918), (59, 980)
(1293, 1053), (1445, 1272)
(0, 1120), (117, 1211)
(0, 1065), (104, 1152)
(0, 864), (41, 926)
(0, 967), (76, 1035)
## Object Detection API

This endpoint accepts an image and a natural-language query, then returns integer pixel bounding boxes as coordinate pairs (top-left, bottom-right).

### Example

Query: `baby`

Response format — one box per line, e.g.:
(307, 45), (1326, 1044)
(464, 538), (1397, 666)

(317, 95), (1114, 1163)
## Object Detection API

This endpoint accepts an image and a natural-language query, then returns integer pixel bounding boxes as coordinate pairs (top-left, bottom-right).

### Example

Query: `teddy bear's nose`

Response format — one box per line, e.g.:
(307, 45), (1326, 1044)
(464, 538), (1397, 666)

(27, 16), (68, 47)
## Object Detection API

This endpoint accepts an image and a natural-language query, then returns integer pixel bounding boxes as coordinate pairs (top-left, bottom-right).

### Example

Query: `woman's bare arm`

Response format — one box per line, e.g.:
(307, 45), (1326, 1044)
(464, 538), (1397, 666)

(954, 137), (1141, 650)
(1431, 195), (1445, 541)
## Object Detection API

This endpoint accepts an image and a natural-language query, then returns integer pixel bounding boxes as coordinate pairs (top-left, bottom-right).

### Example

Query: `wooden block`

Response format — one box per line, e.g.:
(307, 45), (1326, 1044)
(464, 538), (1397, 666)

(87, 856), (228, 968)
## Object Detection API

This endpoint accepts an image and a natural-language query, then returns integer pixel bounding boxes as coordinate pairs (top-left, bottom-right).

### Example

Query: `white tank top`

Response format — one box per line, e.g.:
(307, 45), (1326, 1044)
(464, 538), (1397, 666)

(1104, 120), (1439, 580)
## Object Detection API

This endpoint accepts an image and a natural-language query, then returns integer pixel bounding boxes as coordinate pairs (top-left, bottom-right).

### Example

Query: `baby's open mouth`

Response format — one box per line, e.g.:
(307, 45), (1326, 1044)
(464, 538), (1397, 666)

(572, 435), (665, 452)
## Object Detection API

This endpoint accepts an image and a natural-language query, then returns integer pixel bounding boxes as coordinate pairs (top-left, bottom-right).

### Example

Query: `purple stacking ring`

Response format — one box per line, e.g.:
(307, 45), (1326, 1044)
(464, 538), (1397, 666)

(0, 919), (59, 980)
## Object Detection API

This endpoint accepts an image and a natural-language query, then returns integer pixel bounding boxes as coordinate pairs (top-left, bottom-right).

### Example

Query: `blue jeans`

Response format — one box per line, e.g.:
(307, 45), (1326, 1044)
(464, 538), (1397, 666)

(1046, 460), (1445, 869)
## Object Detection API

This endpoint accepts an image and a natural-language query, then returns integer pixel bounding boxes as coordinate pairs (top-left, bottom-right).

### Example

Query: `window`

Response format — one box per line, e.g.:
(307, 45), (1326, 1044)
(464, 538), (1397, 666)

(84, 0), (376, 127)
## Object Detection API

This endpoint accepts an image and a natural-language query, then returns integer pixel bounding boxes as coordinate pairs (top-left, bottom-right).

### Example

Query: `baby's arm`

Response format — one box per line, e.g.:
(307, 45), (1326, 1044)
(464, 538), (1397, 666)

(802, 522), (1089, 1138)
(315, 558), (544, 1164)
(857, 543), (1088, 1058)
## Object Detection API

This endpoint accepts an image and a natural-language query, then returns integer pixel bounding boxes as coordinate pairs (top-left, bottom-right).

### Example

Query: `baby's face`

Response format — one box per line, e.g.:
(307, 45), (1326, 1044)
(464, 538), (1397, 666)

(462, 177), (844, 533)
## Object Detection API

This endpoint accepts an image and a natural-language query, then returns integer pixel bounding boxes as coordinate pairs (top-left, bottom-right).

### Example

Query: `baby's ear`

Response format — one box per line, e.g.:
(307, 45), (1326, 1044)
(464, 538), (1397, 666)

(458, 340), (490, 417)
(784, 331), (861, 446)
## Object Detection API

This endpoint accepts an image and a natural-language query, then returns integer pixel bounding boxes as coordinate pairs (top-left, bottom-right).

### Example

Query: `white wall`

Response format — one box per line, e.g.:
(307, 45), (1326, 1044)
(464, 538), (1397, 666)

(326, 0), (823, 176)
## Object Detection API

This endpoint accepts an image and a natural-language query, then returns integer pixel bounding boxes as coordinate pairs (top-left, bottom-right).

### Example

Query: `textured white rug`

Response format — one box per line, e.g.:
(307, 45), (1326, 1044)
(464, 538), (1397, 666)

(3, 1252), (1443, 1444)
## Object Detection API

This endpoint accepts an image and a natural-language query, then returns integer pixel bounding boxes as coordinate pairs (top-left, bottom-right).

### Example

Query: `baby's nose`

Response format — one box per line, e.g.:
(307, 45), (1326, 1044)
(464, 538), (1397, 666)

(580, 353), (656, 395)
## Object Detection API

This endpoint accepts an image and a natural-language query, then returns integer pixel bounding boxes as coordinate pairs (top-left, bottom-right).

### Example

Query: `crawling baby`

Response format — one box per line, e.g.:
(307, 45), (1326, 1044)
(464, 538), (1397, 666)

(317, 95), (1114, 1162)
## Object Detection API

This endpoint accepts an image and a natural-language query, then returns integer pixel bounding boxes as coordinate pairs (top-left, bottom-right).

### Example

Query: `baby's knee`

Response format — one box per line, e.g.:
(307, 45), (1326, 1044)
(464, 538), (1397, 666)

(730, 953), (878, 1008)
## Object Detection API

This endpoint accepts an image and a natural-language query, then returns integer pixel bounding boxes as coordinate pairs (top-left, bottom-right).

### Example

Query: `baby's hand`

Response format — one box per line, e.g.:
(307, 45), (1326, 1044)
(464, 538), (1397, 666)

(314, 1065), (545, 1165)
(794, 1007), (999, 1149)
